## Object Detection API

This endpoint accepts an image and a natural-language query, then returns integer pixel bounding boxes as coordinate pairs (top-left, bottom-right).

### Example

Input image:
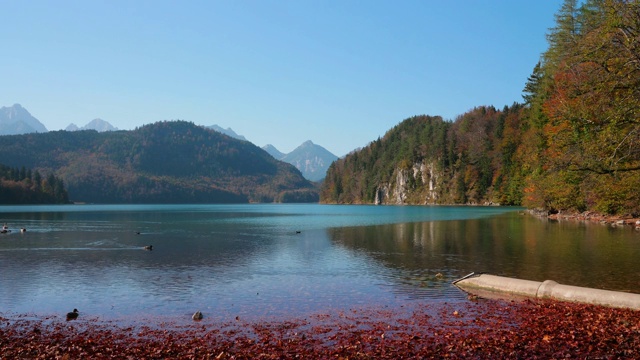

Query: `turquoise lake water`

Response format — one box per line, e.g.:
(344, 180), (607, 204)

(1, 204), (639, 322)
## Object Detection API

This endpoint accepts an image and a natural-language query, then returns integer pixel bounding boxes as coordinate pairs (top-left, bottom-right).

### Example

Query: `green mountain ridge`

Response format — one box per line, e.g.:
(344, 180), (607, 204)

(0, 121), (318, 203)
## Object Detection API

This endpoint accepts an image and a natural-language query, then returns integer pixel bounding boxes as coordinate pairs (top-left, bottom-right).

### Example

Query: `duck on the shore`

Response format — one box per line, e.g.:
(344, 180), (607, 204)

(192, 311), (203, 321)
(144, 245), (153, 251)
(66, 309), (79, 321)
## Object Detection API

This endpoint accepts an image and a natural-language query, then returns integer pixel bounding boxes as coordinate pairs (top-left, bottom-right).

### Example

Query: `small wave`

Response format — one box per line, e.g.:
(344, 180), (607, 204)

(0, 247), (149, 252)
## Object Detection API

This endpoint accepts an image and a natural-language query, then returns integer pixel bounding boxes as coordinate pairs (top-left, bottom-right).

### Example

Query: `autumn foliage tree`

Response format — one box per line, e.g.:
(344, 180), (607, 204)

(0, 164), (69, 204)
(527, 0), (640, 214)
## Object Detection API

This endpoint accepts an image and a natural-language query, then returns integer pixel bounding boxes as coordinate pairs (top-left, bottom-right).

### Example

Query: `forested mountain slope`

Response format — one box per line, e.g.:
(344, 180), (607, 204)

(0, 121), (318, 203)
(321, 105), (526, 206)
(322, 0), (640, 216)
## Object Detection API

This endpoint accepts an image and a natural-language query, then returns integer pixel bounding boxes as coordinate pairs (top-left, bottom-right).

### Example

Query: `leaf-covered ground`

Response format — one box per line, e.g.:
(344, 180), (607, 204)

(1, 298), (639, 359)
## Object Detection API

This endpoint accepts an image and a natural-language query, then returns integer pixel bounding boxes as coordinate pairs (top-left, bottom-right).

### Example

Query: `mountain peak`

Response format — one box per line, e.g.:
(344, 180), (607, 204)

(298, 140), (317, 149)
(66, 118), (117, 132)
(207, 125), (247, 141)
(0, 103), (48, 135)
(2, 103), (29, 119)
(84, 118), (117, 131)
(281, 141), (338, 182)
(262, 144), (285, 160)
(65, 123), (80, 131)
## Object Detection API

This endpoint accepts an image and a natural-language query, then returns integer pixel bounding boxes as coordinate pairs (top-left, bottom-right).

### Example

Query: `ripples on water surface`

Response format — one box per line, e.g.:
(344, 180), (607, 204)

(1, 204), (639, 322)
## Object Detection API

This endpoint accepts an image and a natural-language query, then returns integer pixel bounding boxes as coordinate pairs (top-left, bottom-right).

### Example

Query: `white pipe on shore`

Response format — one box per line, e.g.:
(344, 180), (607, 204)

(454, 273), (640, 310)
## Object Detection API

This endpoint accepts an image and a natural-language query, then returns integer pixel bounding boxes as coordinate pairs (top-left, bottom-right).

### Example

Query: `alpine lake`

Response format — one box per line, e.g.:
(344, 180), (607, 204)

(1, 204), (639, 324)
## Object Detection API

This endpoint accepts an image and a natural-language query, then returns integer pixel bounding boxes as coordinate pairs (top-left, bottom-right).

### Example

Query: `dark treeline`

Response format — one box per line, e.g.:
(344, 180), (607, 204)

(0, 164), (69, 204)
(322, 0), (640, 215)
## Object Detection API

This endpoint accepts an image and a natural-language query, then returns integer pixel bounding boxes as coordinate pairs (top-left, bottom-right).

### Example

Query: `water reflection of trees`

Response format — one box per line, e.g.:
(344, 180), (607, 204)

(328, 214), (640, 292)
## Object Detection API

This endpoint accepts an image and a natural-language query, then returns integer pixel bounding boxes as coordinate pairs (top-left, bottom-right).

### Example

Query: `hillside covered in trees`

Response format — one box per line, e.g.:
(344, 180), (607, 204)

(0, 164), (69, 204)
(0, 121), (318, 204)
(322, 0), (640, 216)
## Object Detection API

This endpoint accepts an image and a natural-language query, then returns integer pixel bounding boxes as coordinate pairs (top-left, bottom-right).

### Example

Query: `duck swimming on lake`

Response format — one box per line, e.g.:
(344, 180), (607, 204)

(144, 245), (153, 251)
(66, 309), (79, 321)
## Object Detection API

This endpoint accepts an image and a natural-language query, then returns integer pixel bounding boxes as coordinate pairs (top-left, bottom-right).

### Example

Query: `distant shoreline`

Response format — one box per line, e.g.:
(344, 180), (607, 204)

(528, 209), (640, 229)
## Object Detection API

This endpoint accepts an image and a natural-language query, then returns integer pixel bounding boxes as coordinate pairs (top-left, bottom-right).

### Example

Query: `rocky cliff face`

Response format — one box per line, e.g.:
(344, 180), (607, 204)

(422, 162), (439, 203)
(374, 161), (442, 205)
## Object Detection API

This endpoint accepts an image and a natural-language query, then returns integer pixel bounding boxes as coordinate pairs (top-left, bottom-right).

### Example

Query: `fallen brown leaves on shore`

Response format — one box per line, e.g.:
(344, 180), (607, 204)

(1, 299), (639, 359)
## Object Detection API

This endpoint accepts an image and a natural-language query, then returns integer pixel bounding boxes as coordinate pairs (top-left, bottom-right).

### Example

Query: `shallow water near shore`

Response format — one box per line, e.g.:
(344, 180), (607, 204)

(1, 204), (639, 324)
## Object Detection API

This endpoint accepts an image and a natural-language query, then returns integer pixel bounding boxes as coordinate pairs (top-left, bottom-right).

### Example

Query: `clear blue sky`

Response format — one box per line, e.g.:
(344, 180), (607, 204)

(1, 1), (561, 156)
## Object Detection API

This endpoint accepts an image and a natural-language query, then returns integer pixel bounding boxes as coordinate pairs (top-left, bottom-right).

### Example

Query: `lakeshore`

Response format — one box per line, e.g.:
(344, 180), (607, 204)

(2, 298), (639, 359)
(529, 208), (640, 229)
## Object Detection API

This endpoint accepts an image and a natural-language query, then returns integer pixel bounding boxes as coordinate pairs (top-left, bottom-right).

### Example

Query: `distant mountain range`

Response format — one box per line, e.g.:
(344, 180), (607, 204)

(0, 104), (338, 182)
(206, 125), (247, 141)
(0, 104), (118, 134)
(66, 118), (118, 132)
